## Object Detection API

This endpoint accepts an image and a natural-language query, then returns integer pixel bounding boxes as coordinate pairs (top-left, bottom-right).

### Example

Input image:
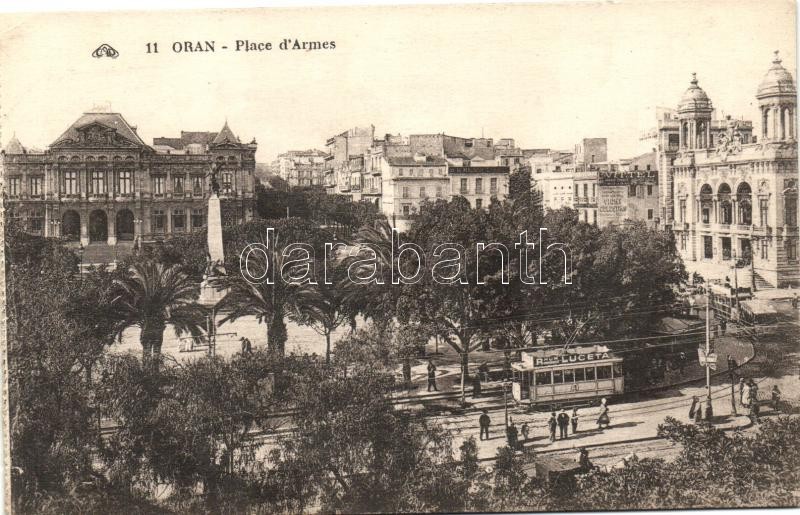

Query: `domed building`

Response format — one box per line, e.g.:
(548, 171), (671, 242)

(2, 112), (256, 262)
(671, 52), (798, 289)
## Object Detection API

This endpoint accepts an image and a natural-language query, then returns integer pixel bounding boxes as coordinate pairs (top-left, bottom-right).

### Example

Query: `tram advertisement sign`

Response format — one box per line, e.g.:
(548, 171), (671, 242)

(534, 351), (611, 366)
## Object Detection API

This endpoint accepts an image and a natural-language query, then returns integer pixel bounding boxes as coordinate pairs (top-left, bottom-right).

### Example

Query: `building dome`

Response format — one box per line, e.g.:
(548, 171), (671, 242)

(756, 51), (796, 99)
(678, 73), (713, 113)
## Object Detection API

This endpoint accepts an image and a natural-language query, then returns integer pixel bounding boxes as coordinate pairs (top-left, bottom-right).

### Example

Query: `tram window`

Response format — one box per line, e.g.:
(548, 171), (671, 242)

(613, 363), (623, 377)
(552, 370), (564, 384)
(585, 367), (595, 381)
(596, 365), (612, 380)
(574, 368), (586, 382)
(535, 371), (552, 385)
(564, 369), (575, 382)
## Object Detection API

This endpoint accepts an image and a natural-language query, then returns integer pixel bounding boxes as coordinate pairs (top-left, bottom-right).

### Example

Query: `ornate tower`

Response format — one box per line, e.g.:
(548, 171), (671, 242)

(756, 51), (796, 142)
(677, 73), (714, 150)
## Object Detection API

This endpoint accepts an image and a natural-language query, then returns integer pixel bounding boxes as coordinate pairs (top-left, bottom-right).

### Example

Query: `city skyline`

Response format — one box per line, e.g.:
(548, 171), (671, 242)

(0, 2), (795, 162)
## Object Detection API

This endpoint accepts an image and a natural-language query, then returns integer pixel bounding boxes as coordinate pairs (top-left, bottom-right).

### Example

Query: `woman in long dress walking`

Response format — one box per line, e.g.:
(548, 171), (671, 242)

(597, 398), (610, 429)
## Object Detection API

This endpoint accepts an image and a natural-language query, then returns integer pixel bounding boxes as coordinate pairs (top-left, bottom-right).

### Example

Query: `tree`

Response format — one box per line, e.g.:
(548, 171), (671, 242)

(276, 363), (472, 513)
(110, 257), (206, 360)
(561, 416), (800, 510)
(405, 197), (509, 404)
(340, 219), (404, 326)
(215, 218), (330, 356)
(98, 351), (288, 509)
(4, 225), (136, 511)
(290, 271), (350, 364)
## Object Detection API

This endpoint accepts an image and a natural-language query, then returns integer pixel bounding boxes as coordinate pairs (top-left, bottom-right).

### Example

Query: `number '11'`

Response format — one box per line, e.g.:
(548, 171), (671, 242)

(146, 42), (159, 53)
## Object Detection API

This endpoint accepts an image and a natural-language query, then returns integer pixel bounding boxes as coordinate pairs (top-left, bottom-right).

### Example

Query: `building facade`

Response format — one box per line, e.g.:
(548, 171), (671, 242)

(671, 53), (799, 288)
(2, 112), (256, 249)
(277, 149), (327, 187)
(529, 149), (575, 211)
(639, 102), (754, 228)
(323, 125), (375, 198)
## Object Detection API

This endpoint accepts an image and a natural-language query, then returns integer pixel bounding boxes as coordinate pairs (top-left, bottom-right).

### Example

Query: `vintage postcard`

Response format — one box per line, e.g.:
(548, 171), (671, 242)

(0, 1), (798, 513)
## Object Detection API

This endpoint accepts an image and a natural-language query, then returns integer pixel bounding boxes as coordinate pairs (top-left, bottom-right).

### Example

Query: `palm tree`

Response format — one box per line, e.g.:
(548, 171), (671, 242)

(213, 238), (300, 356)
(340, 219), (402, 325)
(111, 258), (206, 360)
(290, 273), (350, 364)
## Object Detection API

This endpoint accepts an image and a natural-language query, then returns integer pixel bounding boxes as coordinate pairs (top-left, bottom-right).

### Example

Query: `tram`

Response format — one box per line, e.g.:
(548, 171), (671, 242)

(738, 299), (779, 335)
(707, 283), (752, 322)
(510, 344), (624, 407)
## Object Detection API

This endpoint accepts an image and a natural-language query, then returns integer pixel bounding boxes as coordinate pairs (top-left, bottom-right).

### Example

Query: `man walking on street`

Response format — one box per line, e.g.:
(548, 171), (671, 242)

(557, 409), (570, 439)
(479, 410), (491, 441)
(427, 359), (438, 392)
(548, 412), (557, 442)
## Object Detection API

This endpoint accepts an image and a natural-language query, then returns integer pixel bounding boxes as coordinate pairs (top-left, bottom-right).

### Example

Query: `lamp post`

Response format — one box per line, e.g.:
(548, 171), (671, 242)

(503, 381), (510, 430)
(134, 218), (143, 252)
(77, 243), (85, 278)
(49, 218), (61, 239)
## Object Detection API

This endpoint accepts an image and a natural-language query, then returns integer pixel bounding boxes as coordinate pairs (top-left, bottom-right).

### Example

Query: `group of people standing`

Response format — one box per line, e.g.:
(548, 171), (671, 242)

(477, 398), (613, 450)
(547, 408), (579, 441)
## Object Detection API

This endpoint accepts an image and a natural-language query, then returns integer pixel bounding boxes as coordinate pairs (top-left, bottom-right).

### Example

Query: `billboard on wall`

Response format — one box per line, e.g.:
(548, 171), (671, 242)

(597, 185), (627, 225)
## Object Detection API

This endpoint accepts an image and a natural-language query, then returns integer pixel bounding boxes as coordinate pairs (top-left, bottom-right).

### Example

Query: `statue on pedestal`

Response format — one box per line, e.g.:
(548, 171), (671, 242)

(205, 163), (222, 196)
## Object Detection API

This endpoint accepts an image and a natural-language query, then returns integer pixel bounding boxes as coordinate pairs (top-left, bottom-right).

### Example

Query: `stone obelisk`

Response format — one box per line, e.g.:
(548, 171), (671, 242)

(198, 190), (228, 306)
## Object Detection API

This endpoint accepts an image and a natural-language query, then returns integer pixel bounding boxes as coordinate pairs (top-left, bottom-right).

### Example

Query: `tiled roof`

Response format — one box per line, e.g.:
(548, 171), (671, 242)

(212, 122), (240, 145)
(51, 112), (147, 147)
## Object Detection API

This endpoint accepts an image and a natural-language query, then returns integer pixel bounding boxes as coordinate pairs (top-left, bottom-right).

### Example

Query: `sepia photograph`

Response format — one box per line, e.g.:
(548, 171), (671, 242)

(0, 0), (798, 513)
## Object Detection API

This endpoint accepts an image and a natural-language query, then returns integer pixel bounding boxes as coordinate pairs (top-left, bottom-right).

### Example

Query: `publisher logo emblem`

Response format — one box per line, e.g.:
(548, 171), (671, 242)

(92, 44), (119, 59)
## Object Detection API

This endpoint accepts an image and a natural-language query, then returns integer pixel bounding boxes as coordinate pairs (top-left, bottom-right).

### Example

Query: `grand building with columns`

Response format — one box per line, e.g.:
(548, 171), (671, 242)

(671, 52), (799, 288)
(2, 111), (256, 254)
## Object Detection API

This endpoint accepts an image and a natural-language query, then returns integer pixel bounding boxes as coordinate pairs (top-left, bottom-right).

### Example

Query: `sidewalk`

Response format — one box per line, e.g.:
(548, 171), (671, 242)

(442, 380), (756, 460)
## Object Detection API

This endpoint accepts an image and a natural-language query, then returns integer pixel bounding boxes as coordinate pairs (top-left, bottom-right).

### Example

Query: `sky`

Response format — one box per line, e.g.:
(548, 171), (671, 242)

(0, 1), (796, 162)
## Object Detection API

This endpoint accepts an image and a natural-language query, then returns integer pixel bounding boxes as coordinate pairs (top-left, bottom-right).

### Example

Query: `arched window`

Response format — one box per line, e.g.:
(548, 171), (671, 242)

(737, 182), (752, 225)
(718, 183), (732, 225)
(700, 184), (713, 223)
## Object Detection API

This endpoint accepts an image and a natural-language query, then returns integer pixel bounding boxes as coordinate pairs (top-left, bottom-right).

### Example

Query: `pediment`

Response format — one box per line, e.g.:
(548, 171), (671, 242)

(53, 122), (140, 148)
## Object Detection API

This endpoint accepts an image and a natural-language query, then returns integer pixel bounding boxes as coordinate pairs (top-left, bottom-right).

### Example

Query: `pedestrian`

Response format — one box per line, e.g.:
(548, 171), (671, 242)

(679, 352), (687, 374)
(792, 293), (798, 309)
(478, 409), (491, 441)
(427, 359), (438, 392)
(597, 398), (610, 429)
(771, 385), (782, 411)
(557, 409), (570, 439)
(720, 318), (727, 335)
(689, 396), (699, 421)
(521, 422), (530, 443)
(507, 419), (519, 450)
(694, 400), (703, 424)
(240, 337), (252, 355)
(478, 361), (490, 383)
(472, 374), (482, 398)
(571, 407), (579, 434)
(548, 412), (557, 442)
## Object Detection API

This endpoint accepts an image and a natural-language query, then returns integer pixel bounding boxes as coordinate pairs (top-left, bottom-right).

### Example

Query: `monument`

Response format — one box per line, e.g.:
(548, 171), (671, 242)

(198, 166), (228, 306)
